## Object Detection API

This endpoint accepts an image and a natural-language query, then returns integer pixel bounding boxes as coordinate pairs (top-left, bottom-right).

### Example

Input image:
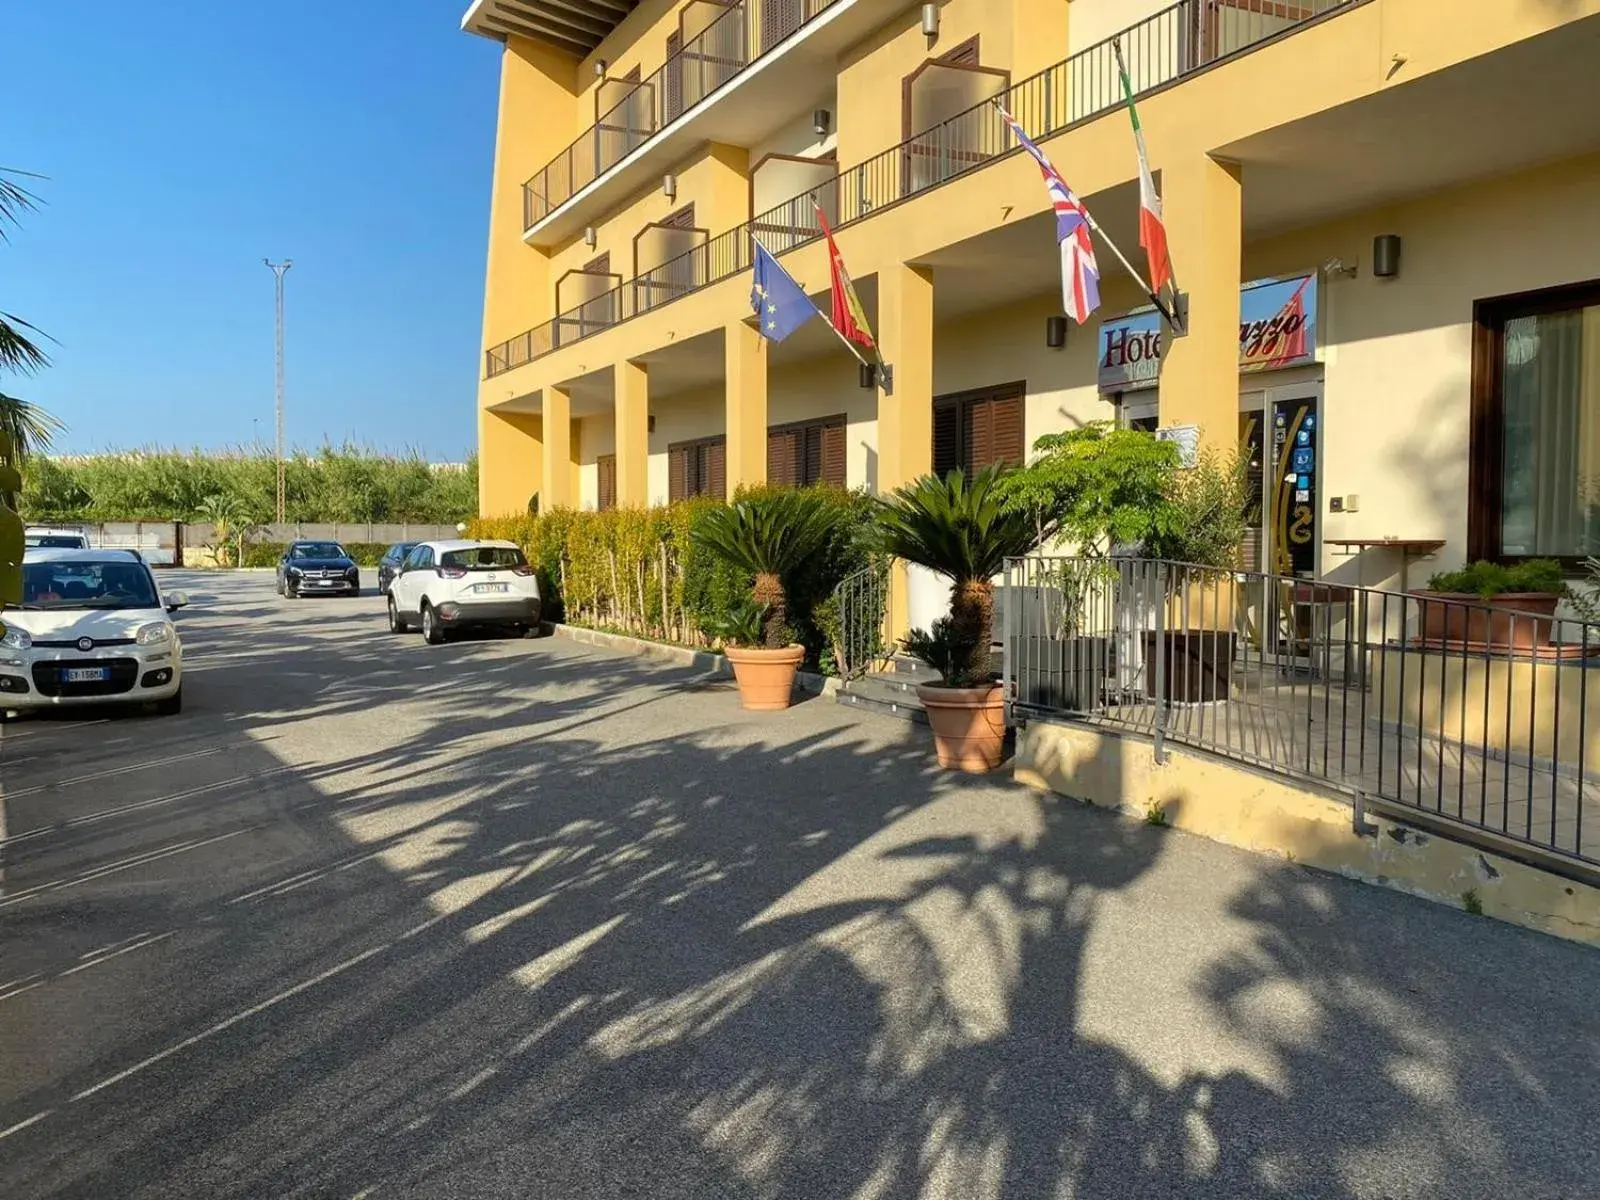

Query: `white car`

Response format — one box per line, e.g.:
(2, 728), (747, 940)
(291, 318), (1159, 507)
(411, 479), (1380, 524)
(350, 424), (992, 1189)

(385, 539), (541, 644)
(0, 549), (188, 717)
(24, 527), (90, 550)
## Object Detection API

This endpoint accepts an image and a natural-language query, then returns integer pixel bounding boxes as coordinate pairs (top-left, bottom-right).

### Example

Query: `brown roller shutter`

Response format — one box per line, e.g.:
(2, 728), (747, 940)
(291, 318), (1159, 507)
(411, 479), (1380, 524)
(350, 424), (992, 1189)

(668, 445), (688, 502)
(933, 401), (960, 478)
(707, 438), (727, 498)
(968, 396), (994, 472)
(990, 390), (1024, 466)
(660, 203), (695, 229)
(821, 421), (846, 487)
(767, 428), (797, 486)
(940, 37), (980, 67)
(801, 425), (823, 485)
(665, 30), (683, 120)
(597, 454), (617, 511)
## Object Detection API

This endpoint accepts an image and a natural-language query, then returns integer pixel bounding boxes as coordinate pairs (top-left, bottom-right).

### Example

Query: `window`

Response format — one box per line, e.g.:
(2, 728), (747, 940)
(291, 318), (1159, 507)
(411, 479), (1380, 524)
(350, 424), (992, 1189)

(669, 436), (726, 501)
(933, 382), (1025, 478)
(768, 415), (847, 488)
(596, 454), (617, 512)
(1471, 280), (1600, 562)
(402, 546), (432, 571)
(441, 546), (526, 570)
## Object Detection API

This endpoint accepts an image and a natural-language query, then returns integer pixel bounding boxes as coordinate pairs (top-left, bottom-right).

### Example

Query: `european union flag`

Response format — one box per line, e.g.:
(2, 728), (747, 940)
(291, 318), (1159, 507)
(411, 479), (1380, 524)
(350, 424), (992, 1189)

(750, 240), (818, 343)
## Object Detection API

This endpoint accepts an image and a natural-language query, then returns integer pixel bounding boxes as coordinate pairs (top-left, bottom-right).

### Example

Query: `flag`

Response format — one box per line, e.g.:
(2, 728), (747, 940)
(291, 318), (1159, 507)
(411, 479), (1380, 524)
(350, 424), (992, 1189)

(995, 103), (1100, 324)
(750, 240), (818, 343)
(814, 202), (875, 350)
(1241, 275), (1312, 372)
(1114, 39), (1172, 295)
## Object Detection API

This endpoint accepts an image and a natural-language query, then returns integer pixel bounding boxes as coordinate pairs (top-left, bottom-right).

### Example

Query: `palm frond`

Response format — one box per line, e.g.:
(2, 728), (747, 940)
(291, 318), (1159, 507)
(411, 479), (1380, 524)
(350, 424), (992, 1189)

(0, 168), (44, 243)
(874, 465), (1042, 584)
(0, 391), (65, 462)
(691, 489), (839, 578)
(0, 312), (50, 374)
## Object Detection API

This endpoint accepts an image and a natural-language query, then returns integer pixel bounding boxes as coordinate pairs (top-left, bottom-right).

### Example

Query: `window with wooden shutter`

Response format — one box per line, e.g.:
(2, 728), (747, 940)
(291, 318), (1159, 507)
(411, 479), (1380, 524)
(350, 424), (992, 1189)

(665, 30), (683, 120)
(932, 382), (1026, 477)
(596, 454), (617, 511)
(768, 414), (847, 488)
(668, 436), (726, 501)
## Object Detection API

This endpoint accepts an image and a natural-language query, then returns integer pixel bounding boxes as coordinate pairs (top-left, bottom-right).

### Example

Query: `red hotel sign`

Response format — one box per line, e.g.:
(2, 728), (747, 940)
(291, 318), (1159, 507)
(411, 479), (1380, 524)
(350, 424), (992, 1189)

(1098, 274), (1319, 392)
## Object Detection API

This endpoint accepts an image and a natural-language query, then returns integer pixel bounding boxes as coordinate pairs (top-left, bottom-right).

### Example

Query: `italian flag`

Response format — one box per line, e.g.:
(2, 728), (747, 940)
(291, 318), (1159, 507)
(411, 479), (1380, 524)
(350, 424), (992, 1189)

(1115, 40), (1173, 296)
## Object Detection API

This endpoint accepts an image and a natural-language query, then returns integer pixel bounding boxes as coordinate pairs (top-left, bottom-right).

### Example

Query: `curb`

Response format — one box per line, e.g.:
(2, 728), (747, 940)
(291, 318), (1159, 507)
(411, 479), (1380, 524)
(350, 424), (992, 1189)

(549, 624), (840, 697)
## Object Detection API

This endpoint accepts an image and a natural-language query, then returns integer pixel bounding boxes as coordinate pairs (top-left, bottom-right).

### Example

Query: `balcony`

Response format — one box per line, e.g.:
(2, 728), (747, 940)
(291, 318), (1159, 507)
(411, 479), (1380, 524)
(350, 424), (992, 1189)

(488, 0), (1358, 378)
(522, 0), (886, 244)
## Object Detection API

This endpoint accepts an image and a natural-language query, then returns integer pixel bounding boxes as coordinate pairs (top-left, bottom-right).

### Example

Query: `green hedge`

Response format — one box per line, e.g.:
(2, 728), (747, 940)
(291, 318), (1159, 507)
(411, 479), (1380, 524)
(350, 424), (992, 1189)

(240, 542), (391, 569)
(470, 487), (875, 670)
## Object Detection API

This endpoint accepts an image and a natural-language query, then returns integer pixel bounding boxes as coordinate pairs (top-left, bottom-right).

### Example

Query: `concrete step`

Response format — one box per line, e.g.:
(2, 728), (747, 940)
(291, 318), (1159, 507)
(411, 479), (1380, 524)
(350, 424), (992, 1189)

(835, 674), (930, 724)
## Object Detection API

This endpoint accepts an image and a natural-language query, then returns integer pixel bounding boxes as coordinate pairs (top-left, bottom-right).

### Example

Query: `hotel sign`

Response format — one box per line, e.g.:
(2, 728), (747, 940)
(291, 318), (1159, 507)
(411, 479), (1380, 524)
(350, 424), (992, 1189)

(1097, 274), (1319, 393)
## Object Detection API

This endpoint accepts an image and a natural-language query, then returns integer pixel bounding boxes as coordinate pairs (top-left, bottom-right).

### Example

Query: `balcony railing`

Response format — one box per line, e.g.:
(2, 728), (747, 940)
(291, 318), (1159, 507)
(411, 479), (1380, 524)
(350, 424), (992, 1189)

(487, 0), (1356, 378)
(522, 0), (842, 230)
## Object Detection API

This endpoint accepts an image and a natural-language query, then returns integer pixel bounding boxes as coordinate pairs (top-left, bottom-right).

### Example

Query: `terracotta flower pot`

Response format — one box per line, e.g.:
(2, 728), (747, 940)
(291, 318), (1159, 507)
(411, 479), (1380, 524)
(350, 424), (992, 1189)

(725, 645), (805, 711)
(1412, 591), (1561, 652)
(917, 682), (1007, 772)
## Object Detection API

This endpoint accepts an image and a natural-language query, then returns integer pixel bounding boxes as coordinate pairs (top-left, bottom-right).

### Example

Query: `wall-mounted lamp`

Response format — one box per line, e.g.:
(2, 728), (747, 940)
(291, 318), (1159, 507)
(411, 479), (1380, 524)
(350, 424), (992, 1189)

(583, 226), (597, 249)
(1373, 233), (1402, 279)
(1045, 315), (1068, 350)
(921, 3), (940, 38)
(813, 108), (831, 137)
(859, 362), (877, 390)
(593, 59), (608, 77)
(662, 173), (677, 201)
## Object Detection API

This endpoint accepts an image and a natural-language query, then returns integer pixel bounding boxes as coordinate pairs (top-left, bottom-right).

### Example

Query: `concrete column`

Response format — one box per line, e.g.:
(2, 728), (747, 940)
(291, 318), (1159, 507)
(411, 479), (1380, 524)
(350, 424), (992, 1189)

(541, 386), (574, 510)
(877, 263), (935, 639)
(478, 408), (542, 518)
(724, 320), (768, 497)
(1157, 155), (1243, 451)
(615, 359), (650, 507)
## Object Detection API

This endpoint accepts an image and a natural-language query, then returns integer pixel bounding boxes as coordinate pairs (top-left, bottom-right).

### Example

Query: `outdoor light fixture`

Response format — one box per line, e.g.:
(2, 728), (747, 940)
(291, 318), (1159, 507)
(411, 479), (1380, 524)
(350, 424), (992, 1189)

(583, 226), (597, 249)
(813, 108), (831, 136)
(663, 173), (677, 200)
(921, 3), (940, 37)
(1046, 315), (1068, 349)
(594, 59), (607, 77)
(859, 362), (877, 389)
(1373, 233), (1402, 278)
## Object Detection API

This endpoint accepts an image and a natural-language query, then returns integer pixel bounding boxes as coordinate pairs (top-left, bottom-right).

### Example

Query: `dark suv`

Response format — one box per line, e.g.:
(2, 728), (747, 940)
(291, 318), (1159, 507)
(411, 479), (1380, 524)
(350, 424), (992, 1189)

(376, 541), (417, 596)
(276, 541), (361, 599)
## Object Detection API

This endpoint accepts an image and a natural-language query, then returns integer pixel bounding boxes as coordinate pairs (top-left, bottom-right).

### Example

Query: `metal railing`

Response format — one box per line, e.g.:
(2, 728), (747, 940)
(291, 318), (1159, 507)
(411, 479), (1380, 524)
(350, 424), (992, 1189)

(486, 0), (1358, 377)
(1004, 556), (1598, 872)
(522, 0), (841, 229)
(829, 556), (891, 681)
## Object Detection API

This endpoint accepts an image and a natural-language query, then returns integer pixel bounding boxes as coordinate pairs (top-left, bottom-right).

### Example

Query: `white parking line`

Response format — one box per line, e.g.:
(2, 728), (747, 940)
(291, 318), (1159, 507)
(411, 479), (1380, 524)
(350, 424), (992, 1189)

(0, 769), (293, 848)
(0, 828), (259, 909)
(0, 1110), (54, 1141)
(3, 746), (225, 800)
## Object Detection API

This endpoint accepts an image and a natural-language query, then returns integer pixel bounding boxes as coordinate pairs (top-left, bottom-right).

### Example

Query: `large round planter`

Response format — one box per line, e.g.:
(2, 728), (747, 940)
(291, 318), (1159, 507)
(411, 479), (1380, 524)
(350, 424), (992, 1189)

(1411, 591), (1561, 652)
(725, 645), (805, 711)
(917, 683), (1007, 772)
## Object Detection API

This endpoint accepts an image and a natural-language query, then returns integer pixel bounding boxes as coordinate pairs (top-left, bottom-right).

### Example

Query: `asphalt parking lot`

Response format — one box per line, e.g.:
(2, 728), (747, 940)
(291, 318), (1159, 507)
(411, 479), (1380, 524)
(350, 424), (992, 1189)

(2, 570), (1599, 1199)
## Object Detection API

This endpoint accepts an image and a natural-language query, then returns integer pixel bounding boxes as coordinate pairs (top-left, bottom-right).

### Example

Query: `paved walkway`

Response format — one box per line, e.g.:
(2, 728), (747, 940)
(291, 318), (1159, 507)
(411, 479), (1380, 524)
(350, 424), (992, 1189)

(2, 573), (1598, 1198)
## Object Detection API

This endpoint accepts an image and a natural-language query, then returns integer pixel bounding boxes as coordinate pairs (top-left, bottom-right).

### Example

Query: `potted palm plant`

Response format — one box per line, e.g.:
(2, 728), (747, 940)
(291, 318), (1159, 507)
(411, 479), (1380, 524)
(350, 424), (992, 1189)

(876, 465), (1044, 771)
(1415, 559), (1566, 651)
(692, 489), (839, 711)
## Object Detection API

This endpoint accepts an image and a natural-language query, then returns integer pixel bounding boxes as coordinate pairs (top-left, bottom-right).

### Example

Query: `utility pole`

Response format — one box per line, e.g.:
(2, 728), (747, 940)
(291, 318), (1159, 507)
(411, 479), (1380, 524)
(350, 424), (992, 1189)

(264, 258), (293, 524)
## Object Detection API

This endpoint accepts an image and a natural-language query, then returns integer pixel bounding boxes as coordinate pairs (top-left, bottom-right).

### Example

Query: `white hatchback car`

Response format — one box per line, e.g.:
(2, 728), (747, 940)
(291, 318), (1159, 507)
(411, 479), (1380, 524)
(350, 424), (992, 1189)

(385, 539), (541, 644)
(1, 549), (188, 717)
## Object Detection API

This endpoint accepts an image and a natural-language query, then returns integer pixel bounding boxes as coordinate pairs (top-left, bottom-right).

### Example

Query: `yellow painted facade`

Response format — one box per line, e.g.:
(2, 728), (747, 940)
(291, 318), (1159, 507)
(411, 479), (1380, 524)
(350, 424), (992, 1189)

(468, 0), (1600, 603)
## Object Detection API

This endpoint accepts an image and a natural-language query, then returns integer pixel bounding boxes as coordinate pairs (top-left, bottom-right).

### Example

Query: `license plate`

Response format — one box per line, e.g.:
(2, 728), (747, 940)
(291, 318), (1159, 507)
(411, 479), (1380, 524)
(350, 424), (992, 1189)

(474, 583), (510, 594)
(64, 667), (108, 683)
(312, 580), (334, 587)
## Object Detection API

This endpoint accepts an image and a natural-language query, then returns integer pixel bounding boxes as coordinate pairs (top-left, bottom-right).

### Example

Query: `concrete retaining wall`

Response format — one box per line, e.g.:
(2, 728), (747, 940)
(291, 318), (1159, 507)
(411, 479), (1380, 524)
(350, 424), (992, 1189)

(1015, 717), (1600, 949)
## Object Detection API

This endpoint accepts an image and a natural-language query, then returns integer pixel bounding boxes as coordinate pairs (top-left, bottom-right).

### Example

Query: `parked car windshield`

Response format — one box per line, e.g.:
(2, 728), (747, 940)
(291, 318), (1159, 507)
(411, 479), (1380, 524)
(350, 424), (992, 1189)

(21, 560), (160, 611)
(26, 535), (88, 548)
(387, 543), (417, 560)
(290, 542), (348, 560)
(442, 546), (524, 571)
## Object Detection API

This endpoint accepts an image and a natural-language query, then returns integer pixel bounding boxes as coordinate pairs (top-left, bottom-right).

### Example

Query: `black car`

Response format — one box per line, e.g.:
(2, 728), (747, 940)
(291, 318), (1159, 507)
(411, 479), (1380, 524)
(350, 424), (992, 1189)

(276, 541), (361, 598)
(376, 541), (417, 596)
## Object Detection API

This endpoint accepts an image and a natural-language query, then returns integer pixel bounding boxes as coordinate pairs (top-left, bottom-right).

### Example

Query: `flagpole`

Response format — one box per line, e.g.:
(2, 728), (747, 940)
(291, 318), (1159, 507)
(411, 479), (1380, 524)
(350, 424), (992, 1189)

(749, 230), (872, 369)
(806, 196), (891, 378)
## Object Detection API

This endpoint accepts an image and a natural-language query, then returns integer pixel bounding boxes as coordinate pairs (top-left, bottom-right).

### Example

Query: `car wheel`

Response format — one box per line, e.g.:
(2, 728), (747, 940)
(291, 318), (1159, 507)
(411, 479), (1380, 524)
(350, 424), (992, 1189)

(154, 687), (183, 716)
(285, 585), (299, 600)
(422, 603), (447, 645)
(388, 596), (409, 633)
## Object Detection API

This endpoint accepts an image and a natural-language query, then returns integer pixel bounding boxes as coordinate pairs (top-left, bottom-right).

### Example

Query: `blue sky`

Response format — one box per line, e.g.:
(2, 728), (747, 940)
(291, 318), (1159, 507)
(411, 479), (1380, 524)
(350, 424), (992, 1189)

(2, 1), (499, 460)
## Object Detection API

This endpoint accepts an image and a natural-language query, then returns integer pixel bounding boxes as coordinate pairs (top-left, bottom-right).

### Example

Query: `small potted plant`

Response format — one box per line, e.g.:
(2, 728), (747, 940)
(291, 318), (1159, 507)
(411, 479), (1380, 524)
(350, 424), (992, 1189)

(692, 489), (839, 710)
(876, 466), (1043, 771)
(1415, 559), (1566, 652)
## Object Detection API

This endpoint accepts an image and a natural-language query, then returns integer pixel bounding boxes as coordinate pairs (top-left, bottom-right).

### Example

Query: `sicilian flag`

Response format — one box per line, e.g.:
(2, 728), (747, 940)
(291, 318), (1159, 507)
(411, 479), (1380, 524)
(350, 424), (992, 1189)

(814, 202), (876, 349)
(996, 103), (1100, 324)
(1114, 39), (1172, 296)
